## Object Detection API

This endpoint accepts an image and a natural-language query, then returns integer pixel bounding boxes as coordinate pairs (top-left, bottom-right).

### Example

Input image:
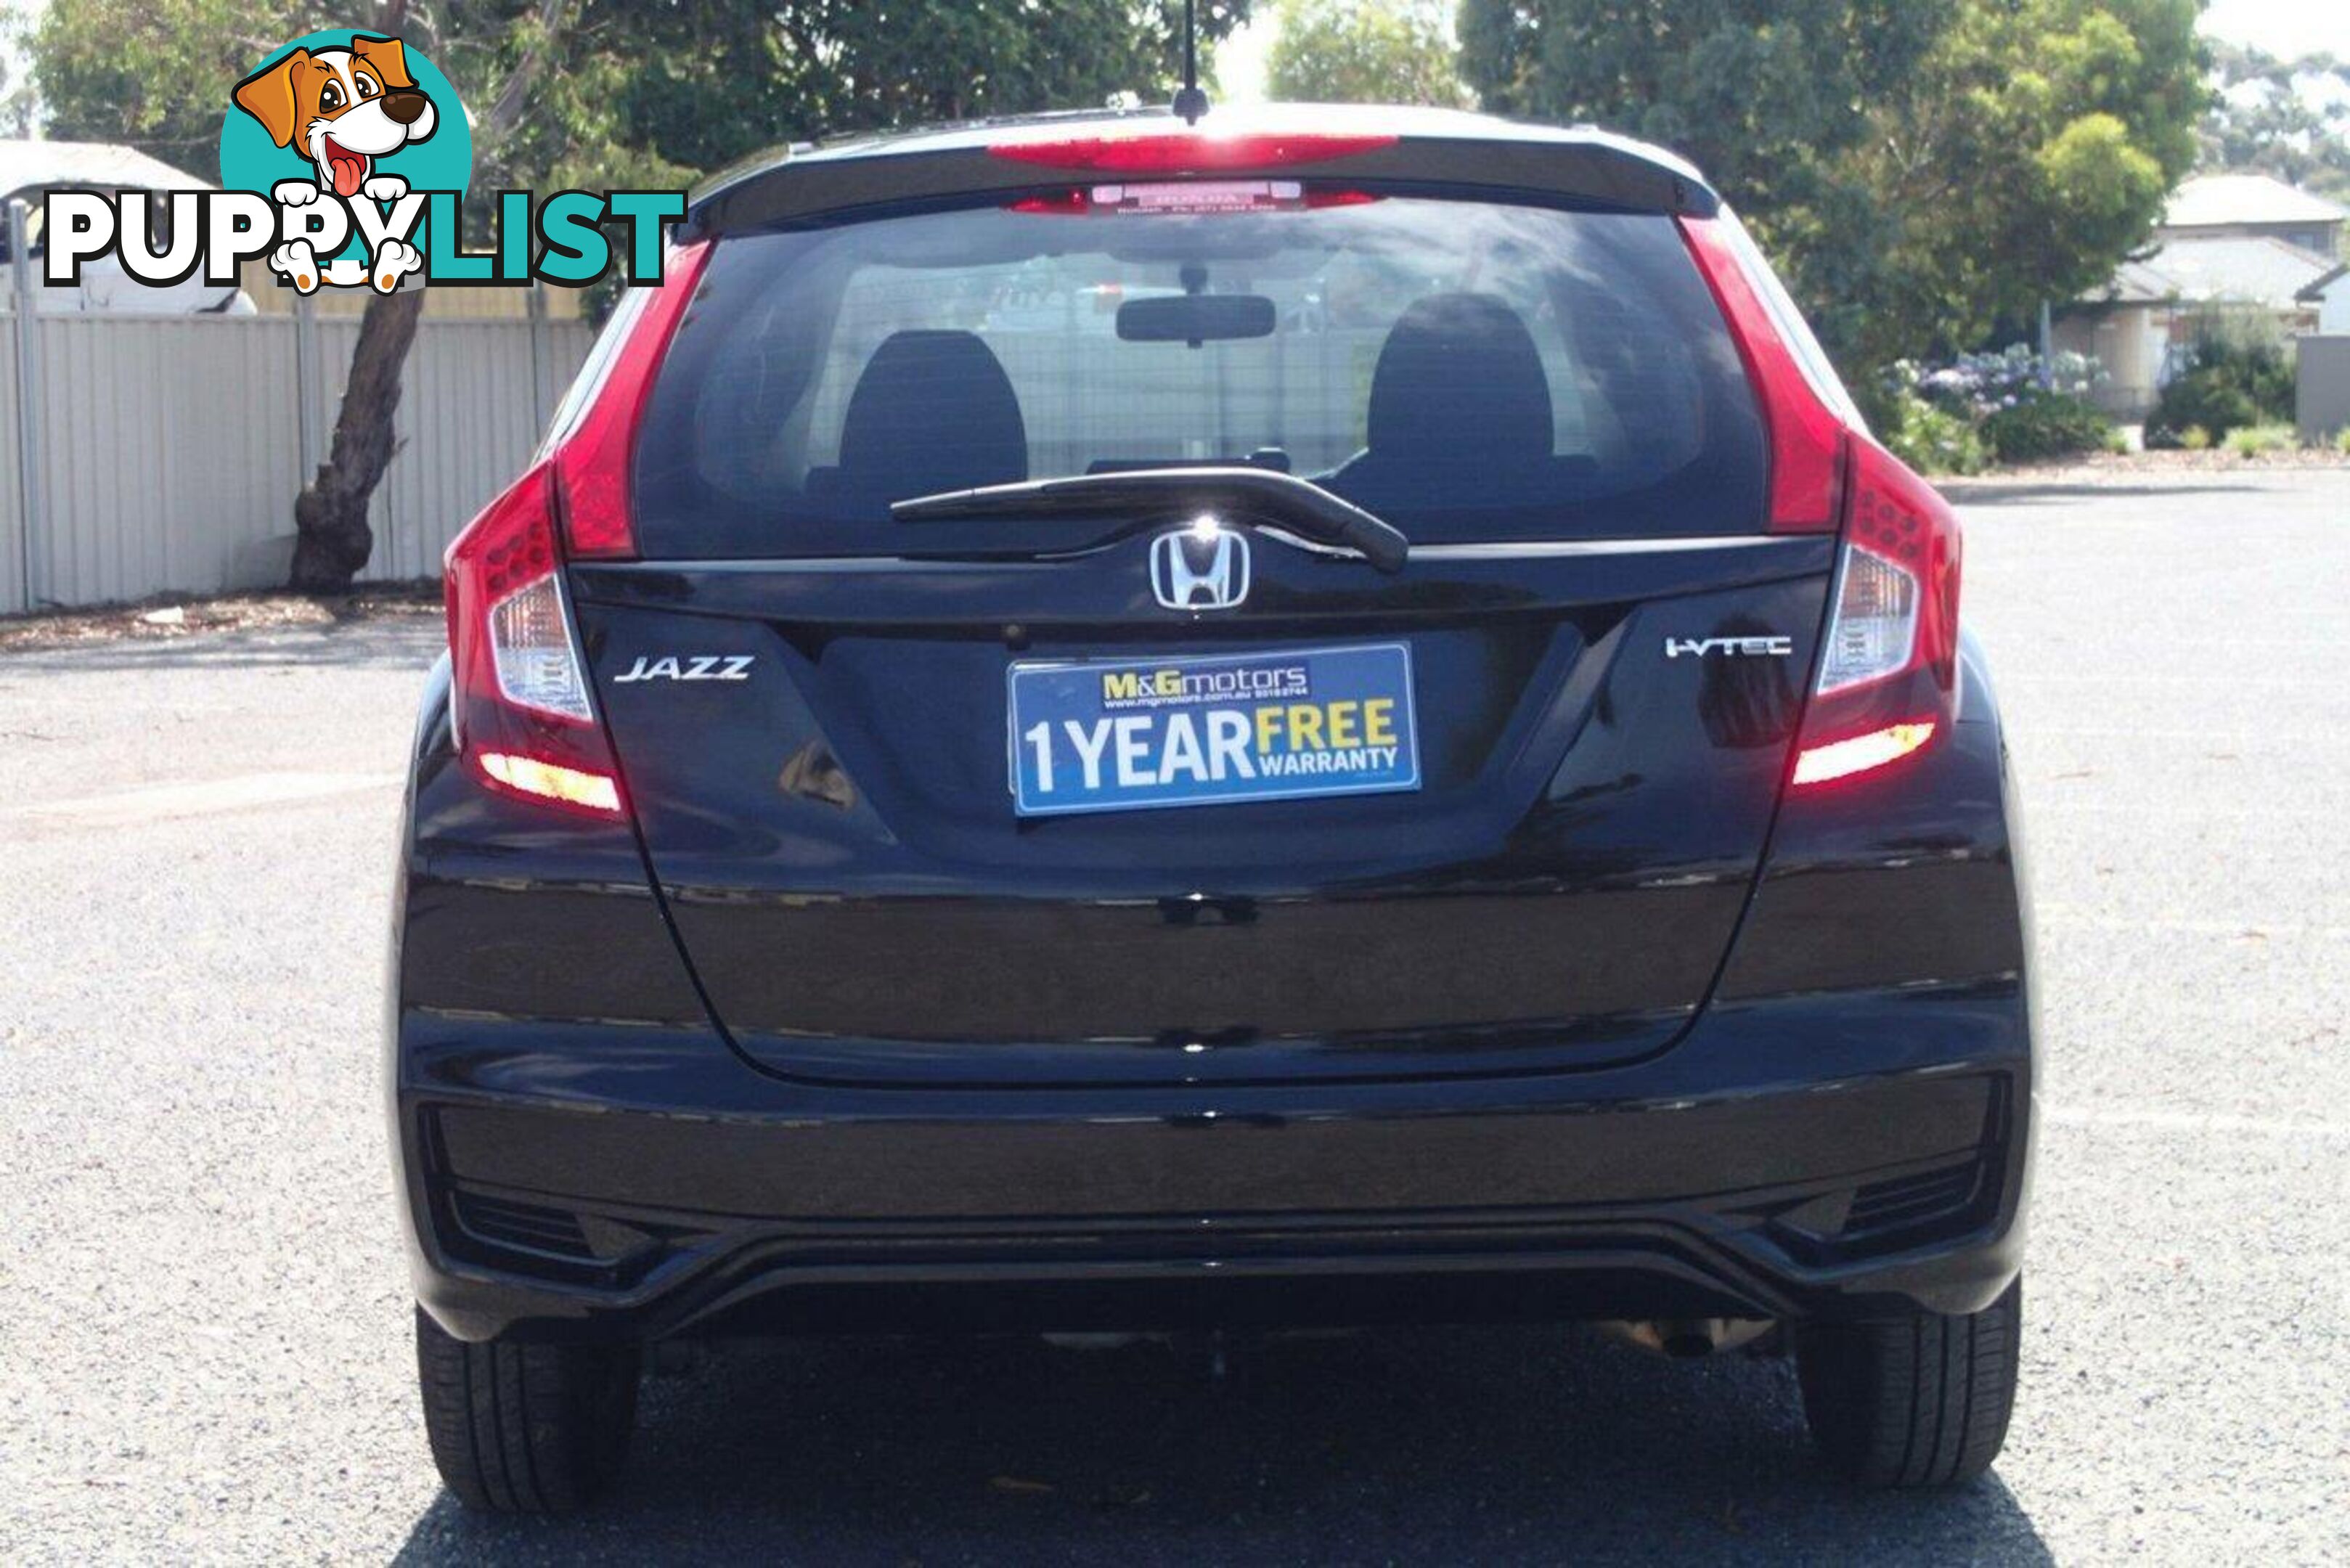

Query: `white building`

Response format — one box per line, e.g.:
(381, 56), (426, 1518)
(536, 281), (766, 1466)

(2300, 263), (2350, 335)
(2055, 173), (2346, 418)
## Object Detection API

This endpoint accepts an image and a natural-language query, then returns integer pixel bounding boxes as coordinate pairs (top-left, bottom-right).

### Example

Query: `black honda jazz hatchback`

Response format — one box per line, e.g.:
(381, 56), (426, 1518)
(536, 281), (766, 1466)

(392, 105), (2033, 1511)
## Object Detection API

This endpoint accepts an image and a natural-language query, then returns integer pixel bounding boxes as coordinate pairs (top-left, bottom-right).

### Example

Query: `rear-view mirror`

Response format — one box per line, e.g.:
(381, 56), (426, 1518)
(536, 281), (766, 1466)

(1117, 293), (1276, 344)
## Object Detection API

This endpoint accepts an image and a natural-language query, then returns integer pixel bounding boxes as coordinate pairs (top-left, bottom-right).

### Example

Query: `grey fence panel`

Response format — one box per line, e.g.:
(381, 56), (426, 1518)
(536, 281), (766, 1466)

(0, 309), (595, 611)
(2298, 335), (2350, 443)
(0, 311), (22, 612)
(380, 318), (591, 580)
(32, 314), (303, 606)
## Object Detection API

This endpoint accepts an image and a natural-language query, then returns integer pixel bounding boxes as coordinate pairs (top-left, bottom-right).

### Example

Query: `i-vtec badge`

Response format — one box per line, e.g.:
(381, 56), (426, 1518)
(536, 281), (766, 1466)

(613, 655), (756, 683)
(1665, 635), (1795, 659)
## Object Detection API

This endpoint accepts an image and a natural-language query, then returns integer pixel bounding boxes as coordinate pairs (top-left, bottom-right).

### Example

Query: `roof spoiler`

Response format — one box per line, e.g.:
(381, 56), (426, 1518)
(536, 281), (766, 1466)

(680, 123), (1719, 240)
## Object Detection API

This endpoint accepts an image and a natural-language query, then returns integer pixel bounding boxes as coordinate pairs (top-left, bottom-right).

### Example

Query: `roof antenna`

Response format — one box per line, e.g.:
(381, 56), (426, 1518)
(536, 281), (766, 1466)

(1172, 0), (1210, 123)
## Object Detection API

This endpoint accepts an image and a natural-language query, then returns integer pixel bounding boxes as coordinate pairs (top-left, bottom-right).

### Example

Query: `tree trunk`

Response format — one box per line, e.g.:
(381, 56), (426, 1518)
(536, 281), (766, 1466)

(288, 285), (426, 590)
(281, 0), (568, 592)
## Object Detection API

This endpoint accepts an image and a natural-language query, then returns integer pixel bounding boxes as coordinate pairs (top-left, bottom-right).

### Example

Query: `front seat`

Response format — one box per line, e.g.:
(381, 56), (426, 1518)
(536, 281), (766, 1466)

(824, 330), (1029, 513)
(1335, 292), (1557, 509)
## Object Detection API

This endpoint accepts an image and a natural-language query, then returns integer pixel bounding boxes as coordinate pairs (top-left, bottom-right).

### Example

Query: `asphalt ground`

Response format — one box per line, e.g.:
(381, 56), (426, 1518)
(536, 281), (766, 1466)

(2, 470), (2346, 1564)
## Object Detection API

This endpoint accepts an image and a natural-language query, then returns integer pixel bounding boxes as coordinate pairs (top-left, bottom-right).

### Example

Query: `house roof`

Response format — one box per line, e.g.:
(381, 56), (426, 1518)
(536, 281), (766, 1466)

(2162, 173), (2347, 230)
(0, 139), (213, 203)
(2301, 261), (2350, 302)
(2086, 234), (2335, 310)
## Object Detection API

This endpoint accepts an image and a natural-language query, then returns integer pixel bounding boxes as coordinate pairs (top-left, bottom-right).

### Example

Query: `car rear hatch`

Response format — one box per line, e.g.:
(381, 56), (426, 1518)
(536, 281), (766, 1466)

(566, 122), (1845, 1087)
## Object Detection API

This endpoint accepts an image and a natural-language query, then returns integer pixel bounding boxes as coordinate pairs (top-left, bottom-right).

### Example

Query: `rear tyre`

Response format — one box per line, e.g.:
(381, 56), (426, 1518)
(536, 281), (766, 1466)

(414, 1307), (640, 1514)
(1795, 1277), (2020, 1489)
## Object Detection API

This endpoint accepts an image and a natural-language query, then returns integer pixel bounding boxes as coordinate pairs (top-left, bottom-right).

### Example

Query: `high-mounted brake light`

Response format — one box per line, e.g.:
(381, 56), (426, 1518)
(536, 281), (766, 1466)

(1677, 216), (1845, 532)
(441, 245), (711, 816)
(1008, 181), (1384, 216)
(988, 131), (1397, 173)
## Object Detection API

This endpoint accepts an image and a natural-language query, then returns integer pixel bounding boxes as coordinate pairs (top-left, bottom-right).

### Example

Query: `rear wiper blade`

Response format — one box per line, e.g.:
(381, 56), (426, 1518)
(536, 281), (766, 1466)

(890, 466), (1411, 573)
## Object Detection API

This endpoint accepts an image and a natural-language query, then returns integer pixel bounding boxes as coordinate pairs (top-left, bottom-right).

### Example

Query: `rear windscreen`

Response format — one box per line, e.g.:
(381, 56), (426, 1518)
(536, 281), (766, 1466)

(632, 185), (1767, 555)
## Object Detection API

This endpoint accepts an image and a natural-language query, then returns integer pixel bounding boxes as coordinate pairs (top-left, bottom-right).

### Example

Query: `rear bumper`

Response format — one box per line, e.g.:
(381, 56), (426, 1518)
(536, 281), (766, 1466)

(395, 979), (2034, 1343)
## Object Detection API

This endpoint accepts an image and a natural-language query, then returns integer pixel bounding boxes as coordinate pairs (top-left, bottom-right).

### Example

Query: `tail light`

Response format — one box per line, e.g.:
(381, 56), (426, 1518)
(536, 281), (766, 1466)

(444, 465), (621, 814)
(1678, 213), (1847, 532)
(1791, 438), (1963, 788)
(441, 240), (712, 814)
(1678, 211), (1961, 788)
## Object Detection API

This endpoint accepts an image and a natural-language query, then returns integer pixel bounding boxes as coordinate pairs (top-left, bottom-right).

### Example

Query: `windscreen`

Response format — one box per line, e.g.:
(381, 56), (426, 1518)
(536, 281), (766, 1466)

(632, 184), (1768, 555)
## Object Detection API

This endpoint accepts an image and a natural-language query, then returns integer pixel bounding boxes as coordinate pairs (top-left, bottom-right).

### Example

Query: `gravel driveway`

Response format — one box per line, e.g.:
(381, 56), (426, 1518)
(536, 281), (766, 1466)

(3, 470), (2346, 1564)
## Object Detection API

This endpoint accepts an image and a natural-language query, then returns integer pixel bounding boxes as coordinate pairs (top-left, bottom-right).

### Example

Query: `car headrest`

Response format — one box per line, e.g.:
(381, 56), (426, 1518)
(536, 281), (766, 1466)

(1365, 293), (1554, 470)
(838, 330), (1027, 501)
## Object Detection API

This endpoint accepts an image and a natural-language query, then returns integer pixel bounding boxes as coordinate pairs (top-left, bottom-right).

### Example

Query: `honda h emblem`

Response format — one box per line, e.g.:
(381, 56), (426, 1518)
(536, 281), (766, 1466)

(1150, 523), (1251, 611)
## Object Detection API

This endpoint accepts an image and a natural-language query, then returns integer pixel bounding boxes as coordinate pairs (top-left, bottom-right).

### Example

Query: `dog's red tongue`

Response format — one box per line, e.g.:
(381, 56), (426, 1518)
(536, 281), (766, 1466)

(323, 139), (368, 198)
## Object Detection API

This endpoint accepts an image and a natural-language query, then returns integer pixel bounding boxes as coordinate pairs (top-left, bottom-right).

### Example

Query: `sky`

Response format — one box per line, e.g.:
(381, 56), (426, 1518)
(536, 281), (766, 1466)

(2199, 0), (2350, 62)
(1220, 14), (1276, 105)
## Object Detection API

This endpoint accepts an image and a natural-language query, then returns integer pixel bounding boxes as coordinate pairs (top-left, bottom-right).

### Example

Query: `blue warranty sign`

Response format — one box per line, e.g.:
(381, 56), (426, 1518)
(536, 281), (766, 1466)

(1008, 643), (1421, 817)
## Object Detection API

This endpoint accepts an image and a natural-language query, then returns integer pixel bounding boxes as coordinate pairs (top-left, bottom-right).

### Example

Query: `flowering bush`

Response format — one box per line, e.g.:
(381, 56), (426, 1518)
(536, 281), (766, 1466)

(1878, 346), (2115, 470)
(1894, 344), (2105, 416)
(1880, 389), (1988, 475)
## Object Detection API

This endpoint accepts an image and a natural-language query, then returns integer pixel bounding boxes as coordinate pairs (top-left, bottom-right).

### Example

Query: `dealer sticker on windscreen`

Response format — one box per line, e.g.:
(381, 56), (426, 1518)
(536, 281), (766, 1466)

(1008, 643), (1421, 817)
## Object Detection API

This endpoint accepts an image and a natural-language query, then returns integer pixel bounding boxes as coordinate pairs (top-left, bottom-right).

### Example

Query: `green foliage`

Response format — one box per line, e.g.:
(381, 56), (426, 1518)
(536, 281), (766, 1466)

(1880, 390), (1988, 476)
(1979, 389), (2116, 464)
(615, 1), (1252, 177)
(1458, 0), (2205, 377)
(2221, 423), (2296, 457)
(2177, 424), (2211, 451)
(1267, 0), (1469, 107)
(28, 0), (328, 174)
(2338, 426), (2350, 457)
(27, 1), (1257, 192)
(0, 12), (34, 137)
(2149, 378), (2256, 447)
(2199, 40), (2350, 207)
(2145, 312), (2296, 448)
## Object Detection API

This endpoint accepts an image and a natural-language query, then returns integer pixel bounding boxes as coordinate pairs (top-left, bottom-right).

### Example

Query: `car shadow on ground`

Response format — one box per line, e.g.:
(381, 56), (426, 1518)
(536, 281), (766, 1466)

(1943, 480), (2265, 507)
(390, 1324), (2052, 1566)
(0, 618), (442, 674)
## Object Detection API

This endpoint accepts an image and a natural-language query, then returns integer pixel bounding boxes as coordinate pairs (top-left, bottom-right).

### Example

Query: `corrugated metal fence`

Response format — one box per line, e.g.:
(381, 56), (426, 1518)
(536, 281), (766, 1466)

(0, 306), (594, 612)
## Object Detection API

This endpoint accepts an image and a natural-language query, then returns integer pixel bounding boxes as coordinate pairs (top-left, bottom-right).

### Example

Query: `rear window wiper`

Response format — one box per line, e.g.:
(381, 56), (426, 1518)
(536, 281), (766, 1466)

(890, 467), (1411, 573)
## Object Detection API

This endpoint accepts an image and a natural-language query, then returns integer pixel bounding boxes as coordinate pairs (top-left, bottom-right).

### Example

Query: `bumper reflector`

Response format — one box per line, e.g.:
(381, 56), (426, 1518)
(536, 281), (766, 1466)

(479, 751), (623, 814)
(1792, 721), (1937, 787)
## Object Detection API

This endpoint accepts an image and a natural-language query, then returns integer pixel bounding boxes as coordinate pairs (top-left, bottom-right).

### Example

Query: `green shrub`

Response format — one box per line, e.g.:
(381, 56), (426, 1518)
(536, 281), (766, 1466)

(2145, 311), (2296, 447)
(2337, 427), (2350, 457)
(2178, 424), (2211, 451)
(2222, 423), (2296, 458)
(1880, 388), (1987, 475)
(2147, 373), (2259, 446)
(1978, 388), (2115, 464)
